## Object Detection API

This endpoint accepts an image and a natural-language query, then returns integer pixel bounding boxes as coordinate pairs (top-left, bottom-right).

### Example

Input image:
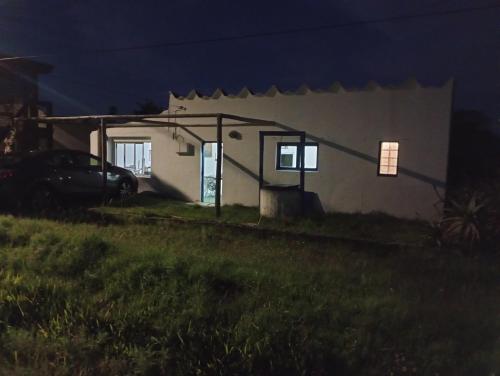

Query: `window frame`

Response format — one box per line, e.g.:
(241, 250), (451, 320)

(276, 142), (319, 172)
(377, 141), (399, 177)
(112, 138), (152, 177)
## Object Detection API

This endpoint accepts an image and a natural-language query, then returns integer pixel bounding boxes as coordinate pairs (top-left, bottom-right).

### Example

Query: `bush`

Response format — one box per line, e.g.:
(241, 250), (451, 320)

(435, 188), (499, 253)
(441, 192), (485, 249)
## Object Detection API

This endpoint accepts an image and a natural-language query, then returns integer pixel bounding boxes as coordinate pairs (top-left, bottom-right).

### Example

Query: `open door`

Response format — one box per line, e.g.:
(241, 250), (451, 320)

(201, 142), (222, 203)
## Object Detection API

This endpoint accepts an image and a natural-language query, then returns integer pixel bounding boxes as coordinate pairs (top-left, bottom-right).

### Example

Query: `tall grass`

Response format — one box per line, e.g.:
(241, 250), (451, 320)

(0, 214), (498, 375)
(99, 194), (432, 245)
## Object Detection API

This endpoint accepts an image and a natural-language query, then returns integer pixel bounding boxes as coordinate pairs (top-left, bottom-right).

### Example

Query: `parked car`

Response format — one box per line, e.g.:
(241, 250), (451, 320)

(0, 149), (138, 211)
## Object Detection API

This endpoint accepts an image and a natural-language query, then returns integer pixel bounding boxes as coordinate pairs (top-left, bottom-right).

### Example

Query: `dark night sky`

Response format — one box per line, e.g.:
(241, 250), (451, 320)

(1, 0), (499, 124)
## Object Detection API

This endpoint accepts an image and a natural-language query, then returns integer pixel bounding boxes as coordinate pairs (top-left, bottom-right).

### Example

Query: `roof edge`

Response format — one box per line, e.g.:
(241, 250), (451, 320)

(169, 78), (453, 100)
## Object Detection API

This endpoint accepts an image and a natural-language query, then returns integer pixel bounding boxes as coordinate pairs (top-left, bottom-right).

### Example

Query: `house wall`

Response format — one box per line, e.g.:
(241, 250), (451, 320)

(53, 123), (93, 152)
(90, 80), (453, 220)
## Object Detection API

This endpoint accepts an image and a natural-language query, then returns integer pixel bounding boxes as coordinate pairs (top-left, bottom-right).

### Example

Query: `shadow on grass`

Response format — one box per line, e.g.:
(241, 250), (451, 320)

(97, 192), (433, 249)
(1, 191), (433, 251)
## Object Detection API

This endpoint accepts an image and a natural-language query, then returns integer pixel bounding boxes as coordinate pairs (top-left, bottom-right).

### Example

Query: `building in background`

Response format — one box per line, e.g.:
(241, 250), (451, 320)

(91, 79), (454, 220)
(0, 54), (53, 153)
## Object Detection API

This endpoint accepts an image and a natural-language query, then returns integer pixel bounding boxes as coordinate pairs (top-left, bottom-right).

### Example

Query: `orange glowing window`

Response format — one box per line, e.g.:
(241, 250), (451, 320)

(378, 141), (399, 176)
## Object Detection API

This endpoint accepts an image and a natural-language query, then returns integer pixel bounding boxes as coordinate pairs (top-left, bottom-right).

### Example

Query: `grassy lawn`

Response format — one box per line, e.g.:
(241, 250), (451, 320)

(99, 194), (432, 246)
(0, 210), (498, 375)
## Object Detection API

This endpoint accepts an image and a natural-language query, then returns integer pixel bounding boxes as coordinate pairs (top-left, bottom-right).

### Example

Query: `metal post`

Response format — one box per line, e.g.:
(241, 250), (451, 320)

(215, 114), (223, 218)
(299, 132), (306, 216)
(258, 132), (264, 211)
(259, 132), (264, 190)
(100, 119), (108, 205)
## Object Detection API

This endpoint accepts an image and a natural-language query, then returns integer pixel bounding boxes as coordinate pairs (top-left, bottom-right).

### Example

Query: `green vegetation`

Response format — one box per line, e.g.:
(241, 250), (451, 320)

(101, 194), (431, 246)
(434, 186), (500, 253)
(0, 211), (498, 375)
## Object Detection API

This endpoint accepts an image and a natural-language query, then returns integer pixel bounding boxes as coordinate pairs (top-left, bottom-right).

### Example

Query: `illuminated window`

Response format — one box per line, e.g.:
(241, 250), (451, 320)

(378, 141), (399, 176)
(114, 140), (152, 176)
(276, 142), (318, 171)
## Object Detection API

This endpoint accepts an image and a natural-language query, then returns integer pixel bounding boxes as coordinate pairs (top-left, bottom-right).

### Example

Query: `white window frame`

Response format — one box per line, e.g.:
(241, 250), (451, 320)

(276, 142), (319, 171)
(113, 138), (152, 177)
(378, 141), (399, 176)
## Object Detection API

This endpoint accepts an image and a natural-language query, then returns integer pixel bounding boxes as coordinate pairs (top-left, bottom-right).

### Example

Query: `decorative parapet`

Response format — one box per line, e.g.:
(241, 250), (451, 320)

(170, 78), (452, 100)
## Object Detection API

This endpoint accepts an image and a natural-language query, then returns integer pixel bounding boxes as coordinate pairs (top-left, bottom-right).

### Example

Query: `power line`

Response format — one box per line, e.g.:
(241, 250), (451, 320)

(1, 3), (499, 62)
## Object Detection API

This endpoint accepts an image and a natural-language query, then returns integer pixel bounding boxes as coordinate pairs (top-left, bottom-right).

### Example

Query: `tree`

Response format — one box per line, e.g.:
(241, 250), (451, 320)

(133, 100), (163, 115)
(108, 105), (118, 115)
(447, 111), (500, 188)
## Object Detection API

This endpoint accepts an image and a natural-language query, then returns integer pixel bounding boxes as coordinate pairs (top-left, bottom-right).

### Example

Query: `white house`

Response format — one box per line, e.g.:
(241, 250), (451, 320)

(90, 79), (454, 220)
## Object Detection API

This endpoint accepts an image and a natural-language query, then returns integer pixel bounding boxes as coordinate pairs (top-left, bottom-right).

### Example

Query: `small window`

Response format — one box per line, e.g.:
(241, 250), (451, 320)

(74, 153), (101, 167)
(276, 142), (318, 171)
(378, 141), (399, 176)
(114, 140), (152, 176)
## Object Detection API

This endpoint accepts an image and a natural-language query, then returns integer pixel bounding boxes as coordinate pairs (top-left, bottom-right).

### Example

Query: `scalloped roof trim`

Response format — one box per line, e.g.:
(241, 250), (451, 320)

(170, 78), (453, 100)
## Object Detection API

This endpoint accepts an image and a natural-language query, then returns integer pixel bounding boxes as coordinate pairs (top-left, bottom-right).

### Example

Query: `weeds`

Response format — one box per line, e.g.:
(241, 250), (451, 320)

(0, 214), (497, 375)
(98, 194), (431, 246)
(433, 189), (500, 253)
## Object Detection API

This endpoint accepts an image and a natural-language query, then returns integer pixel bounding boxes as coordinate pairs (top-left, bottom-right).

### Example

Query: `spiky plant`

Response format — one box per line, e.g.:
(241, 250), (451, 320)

(441, 192), (486, 250)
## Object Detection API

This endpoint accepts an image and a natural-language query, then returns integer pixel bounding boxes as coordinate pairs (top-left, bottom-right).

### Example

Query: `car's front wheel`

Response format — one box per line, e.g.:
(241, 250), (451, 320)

(117, 179), (134, 200)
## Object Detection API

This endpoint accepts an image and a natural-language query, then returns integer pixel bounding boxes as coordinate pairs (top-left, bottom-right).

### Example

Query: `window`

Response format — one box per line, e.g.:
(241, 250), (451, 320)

(276, 142), (318, 171)
(74, 153), (101, 167)
(378, 141), (399, 176)
(114, 140), (152, 176)
(45, 152), (75, 167)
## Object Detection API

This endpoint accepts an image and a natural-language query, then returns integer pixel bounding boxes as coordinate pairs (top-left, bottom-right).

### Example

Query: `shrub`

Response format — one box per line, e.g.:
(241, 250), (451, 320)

(434, 189), (499, 253)
(441, 192), (485, 250)
(432, 185), (500, 252)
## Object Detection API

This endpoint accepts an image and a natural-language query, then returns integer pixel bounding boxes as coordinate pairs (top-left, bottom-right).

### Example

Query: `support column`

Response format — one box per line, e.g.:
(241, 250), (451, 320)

(100, 119), (108, 205)
(258, 132), (264, 190)
(299, 132), (306, 216)
(215, 114), (223, 218)
(258, 132), (264, 211)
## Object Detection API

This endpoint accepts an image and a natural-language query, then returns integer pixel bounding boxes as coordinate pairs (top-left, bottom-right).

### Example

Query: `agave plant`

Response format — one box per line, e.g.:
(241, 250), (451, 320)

(441, 192), (486, 250)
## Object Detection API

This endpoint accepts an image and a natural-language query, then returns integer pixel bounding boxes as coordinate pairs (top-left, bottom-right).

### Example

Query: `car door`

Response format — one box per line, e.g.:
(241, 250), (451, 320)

(71, 152), (104, 196)
(43, 151), (84, 195)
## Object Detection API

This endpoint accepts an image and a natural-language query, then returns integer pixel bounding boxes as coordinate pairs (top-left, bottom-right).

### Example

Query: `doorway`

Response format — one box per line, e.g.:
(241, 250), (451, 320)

(201, 142), (222, 203)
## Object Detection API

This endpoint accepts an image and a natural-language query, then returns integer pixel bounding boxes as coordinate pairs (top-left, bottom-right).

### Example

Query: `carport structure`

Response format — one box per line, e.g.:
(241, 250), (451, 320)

(16, 113), (308, 217)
